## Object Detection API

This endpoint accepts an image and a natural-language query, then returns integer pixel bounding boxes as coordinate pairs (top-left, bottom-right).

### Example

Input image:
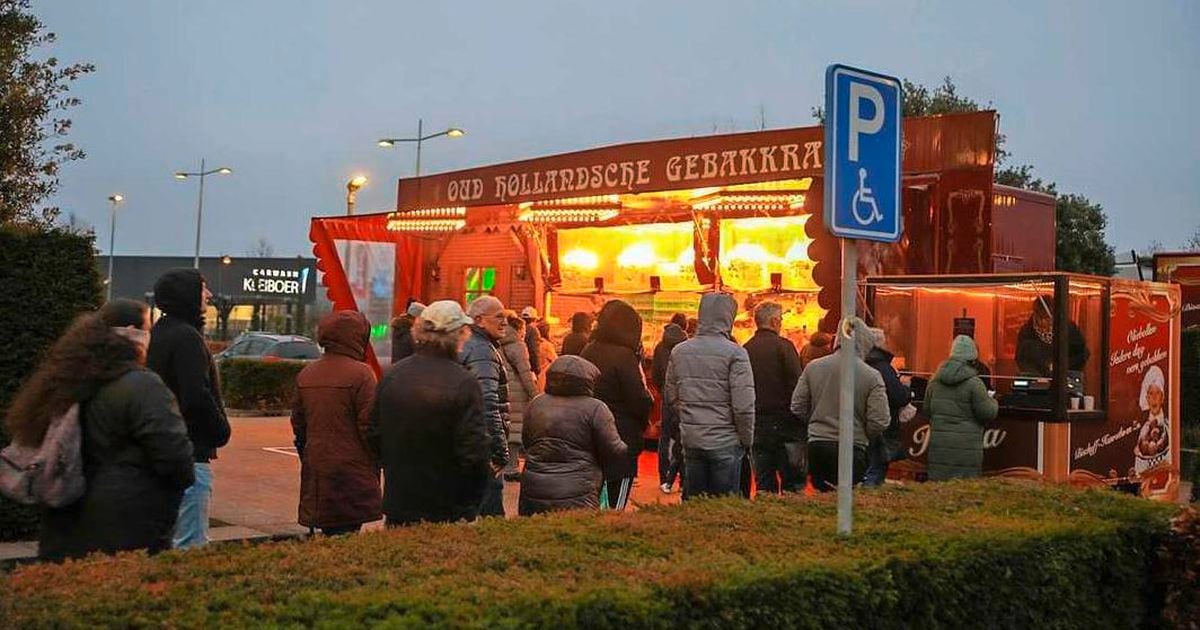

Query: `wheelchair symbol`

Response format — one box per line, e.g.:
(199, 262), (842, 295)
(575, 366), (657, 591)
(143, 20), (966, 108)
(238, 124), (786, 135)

(851, 167), (884, 225)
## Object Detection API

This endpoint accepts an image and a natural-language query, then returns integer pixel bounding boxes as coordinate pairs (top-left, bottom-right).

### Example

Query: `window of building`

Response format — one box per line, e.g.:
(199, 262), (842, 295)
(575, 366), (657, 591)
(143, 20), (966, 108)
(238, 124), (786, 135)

(465, 267), (496, 306)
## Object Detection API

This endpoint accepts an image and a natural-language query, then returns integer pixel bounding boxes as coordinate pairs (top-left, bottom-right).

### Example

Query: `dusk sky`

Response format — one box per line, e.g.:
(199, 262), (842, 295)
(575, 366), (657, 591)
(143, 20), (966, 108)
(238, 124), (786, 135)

(36, 1), (1199, 259)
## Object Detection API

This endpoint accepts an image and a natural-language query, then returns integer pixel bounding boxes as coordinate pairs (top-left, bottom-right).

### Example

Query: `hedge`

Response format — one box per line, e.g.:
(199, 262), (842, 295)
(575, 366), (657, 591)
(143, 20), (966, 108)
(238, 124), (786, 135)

(2, 480), (1194, 628)
(218, 358), (305, 411)
(0, 226), (102, 541)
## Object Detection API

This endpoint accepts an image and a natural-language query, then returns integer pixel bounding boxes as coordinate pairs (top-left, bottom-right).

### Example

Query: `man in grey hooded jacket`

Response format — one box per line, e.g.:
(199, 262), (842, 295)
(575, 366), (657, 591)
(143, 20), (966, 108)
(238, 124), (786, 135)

(790, 317), (890, 492)
(665, 293), (755, 499)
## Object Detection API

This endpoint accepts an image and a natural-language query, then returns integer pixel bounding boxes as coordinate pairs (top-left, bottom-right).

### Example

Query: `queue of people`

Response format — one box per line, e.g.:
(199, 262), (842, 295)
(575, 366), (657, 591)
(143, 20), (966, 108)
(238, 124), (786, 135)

(3, 270), (1003, 562)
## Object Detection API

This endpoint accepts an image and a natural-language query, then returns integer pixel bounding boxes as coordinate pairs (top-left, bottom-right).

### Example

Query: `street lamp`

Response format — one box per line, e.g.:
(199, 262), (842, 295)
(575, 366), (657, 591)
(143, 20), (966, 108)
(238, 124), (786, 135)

(377, 119), (465, 177)
(174, 159), (233, 268)
(105, 194), (124, 301)
(346, 175), (368, 216)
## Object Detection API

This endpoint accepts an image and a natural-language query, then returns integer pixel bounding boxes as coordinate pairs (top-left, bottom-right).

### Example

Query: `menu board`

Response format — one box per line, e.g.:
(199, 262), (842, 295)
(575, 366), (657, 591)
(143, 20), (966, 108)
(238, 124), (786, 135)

(1069, 287), (1174, 496)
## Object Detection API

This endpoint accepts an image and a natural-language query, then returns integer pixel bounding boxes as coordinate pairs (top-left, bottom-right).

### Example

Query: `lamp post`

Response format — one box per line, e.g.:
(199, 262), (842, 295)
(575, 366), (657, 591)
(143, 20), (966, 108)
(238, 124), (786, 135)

(377, 119), (465, 177)
(105, 194), (124, 301)
(174, 159), (233, 269)
(346, 175), (368, 216)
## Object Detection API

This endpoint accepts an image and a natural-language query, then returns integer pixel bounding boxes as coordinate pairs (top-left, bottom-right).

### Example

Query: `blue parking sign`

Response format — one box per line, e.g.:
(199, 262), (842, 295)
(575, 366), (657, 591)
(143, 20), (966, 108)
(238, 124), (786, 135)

(824, 64), (902, 242)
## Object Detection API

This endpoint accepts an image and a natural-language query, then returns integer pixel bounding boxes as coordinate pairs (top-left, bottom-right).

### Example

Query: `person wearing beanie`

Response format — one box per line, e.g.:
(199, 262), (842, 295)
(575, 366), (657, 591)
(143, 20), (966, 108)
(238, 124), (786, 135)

(789, 317), (889, 492)
(861, 327), (912, 487)
(924, 335), (999, 480)
(146, 268), (231, 549)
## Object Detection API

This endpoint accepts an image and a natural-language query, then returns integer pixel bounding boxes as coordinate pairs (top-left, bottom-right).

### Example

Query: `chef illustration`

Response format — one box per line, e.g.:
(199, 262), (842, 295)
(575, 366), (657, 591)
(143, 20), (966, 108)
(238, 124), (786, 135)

(1135, 365), (1169, 461)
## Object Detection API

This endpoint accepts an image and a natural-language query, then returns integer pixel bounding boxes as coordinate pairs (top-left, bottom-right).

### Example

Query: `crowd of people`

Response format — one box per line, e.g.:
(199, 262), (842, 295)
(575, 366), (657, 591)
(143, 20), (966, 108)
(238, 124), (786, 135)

(2, 267), (1001, 561)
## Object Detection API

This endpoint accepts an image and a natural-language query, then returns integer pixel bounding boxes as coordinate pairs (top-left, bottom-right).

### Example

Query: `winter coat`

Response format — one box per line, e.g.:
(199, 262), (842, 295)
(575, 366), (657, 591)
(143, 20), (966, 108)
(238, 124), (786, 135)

(536, 337), (558, 391)
(580, 300), (653, 478)
(650, 324), (688, 391)
(390, 315), (415, 364)
(524, 322), (542, 374)
(369, 350), (492, 525)
(39, 369), (195, 561)
(665, 293), (756, 451)
(499, 327), (539, 444)
(459, 325), (511, 467)
(790, 320), (890, 449)
(1015, 320), (1090, 376)
(519, 356), (627, 515)
(925, 336), (1000, 480)
(799, 332), (834, 370)
(561, 331), (589, 357)
(744, 328), (803, 445)
(864, 347), (912, 427)
(146, 268), (230, 462)
(291, 311), (381, 529)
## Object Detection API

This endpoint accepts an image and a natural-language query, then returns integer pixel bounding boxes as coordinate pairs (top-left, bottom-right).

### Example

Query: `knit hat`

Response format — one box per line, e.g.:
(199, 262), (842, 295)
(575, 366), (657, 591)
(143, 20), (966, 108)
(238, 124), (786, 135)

(950, 335), (979, 362)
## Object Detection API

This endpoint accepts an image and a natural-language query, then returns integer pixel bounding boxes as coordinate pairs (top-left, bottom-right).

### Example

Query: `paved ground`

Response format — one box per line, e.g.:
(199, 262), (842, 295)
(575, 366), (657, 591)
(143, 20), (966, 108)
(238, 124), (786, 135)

(212, 416), (681, 536)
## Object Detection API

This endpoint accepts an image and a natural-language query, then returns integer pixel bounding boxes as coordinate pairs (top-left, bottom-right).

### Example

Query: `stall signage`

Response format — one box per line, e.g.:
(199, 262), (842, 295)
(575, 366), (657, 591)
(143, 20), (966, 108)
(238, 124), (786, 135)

(241, 267), (311, 297)
(1153, 254), (1200, 329)
(1069, 289), (1174, 494)
(823, 64), (902, 243)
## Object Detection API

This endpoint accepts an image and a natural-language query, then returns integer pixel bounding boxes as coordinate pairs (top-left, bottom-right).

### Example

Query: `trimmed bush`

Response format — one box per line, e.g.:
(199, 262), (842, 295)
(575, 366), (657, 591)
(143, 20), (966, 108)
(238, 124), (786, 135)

(218, 358), (304, 411)
(0, 226), (102, 541)
(1, 480), (1190, 628)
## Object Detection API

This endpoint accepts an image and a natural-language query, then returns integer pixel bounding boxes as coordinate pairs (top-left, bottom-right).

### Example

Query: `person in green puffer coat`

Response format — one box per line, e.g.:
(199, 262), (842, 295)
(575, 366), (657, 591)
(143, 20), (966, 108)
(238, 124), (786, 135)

(924, 335), (999, 480)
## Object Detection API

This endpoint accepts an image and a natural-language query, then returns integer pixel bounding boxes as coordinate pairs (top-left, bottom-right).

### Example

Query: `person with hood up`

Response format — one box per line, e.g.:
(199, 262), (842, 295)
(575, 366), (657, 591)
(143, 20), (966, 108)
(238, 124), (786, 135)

(743, 301), (804, 494)
(651, 314), (689, 493)
(499, 311), (540, 481)
(581, 300), (653, 510)
(924, 335), (1000, 481)
(518, 356), (628, 515)
(560, 312), (593, 356)
(458, 295), (511, 517)
(291, 311), (380, 536)
(534, 321), (558, 391)
(146, 268), (231, 549)
(520, 306), (542, 374)
(665, 293), (756, 499)
(390, 301), (426, 364)
(862, 328), (912, 487)
(790, 317), (890, 492)
(6, 299), (194, 561)
(370, 300), (492, 525)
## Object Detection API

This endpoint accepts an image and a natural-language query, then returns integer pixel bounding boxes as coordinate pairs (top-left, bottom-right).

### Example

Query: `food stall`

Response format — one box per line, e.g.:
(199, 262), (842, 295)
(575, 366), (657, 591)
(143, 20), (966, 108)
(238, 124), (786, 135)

(864, 273), (1183, 499)
(309, 110), (1056, 368)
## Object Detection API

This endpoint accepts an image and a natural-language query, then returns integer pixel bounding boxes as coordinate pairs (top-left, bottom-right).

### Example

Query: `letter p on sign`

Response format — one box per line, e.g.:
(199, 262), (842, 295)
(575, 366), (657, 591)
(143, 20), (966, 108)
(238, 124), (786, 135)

(848, 82), (884, 162)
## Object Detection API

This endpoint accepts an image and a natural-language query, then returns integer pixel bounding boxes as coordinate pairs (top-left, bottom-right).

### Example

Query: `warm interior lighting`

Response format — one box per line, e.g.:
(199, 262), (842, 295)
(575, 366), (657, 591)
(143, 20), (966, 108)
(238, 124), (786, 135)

(396, 206), (467, 218)
(518, 208), (619, 223)
(385, 217), (465, 232)
(561, 248), (599, 271)
(617, 242), (658, 268)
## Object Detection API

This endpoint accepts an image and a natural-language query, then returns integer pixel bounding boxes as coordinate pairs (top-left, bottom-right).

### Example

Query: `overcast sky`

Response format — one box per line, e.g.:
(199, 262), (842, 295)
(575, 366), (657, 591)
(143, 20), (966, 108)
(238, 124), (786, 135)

(36, 0), (1199, 259)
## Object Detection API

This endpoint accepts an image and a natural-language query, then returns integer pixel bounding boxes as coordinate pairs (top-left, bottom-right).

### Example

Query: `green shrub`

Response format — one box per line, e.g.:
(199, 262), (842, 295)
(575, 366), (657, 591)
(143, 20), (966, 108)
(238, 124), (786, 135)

(0, 226), (102, 541)
(1, 480), (1190, 628)
(218, 358), (304, 410)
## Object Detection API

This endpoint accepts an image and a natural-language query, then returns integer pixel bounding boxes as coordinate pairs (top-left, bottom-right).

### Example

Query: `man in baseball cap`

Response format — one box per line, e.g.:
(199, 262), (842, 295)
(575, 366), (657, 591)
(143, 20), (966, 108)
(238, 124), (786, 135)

(520, 306), (541, 374)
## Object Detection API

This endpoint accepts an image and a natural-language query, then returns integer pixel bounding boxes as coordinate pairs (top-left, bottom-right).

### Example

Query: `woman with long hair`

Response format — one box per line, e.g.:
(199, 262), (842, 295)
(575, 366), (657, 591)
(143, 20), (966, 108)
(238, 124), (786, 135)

(5, 299), (194, 561)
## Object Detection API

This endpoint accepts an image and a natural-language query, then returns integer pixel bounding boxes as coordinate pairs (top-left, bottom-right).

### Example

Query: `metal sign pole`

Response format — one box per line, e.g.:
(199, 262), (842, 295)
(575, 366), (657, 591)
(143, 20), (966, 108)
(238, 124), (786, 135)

(837, 240), (857, 535)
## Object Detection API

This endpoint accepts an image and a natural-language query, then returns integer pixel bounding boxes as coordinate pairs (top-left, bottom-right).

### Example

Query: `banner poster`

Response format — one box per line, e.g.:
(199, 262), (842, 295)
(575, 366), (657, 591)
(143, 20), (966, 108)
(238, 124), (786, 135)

(898, 414), (1042, 479)
(1069, 288), (1174, 495)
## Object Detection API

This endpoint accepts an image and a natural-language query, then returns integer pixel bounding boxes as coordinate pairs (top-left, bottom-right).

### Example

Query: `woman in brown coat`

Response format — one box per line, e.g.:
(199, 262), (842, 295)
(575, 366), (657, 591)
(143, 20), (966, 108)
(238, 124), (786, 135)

(290, 311), (381, 535)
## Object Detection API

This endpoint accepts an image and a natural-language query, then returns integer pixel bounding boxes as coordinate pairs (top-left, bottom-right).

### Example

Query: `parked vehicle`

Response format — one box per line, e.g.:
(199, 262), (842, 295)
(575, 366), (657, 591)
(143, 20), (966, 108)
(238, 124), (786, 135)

(217, 333), (321, 362)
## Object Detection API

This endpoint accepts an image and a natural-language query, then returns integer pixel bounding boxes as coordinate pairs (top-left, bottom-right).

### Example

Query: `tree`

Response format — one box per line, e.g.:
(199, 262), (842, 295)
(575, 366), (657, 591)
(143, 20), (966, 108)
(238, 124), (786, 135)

(0, 0), (94, 226)
(813, 76), (1117, 276)
(1185, 225), (1200, 251)
(247, 236), (275, 258)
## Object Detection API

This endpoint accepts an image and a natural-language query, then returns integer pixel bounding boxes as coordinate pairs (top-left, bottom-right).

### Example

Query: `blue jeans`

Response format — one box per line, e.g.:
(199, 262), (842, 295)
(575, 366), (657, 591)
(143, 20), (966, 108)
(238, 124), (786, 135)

(657, 437), (681, 488)
(173, 463), (212, 549)
(863, 429), (901, 487)
(682, 444), (745, 500)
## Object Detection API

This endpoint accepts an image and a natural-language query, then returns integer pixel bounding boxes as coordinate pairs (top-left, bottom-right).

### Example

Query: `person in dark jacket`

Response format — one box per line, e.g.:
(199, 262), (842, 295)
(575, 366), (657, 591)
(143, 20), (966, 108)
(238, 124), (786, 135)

(291, 311), (380, 536)
(520, 306), (542, 374)
(500, 312), (540, 481)
(390, 301), (425, 364)
(581, 300), (653, 510)
(5, 299), (194, 561)
(146, 268), (230, 549)
(370, 300), (491, 525)
(743, 302), (805, 494)
(1015, 295), (1090, 377)
(651, 318), (688, 493)
(799, 331), (834, 370)
(925, 335), (1000, 480)
(459, 295), (511, 517)
(519, 356), (628, 515)
(561, 311), (593, 356)
(862, 328), (912, 487)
